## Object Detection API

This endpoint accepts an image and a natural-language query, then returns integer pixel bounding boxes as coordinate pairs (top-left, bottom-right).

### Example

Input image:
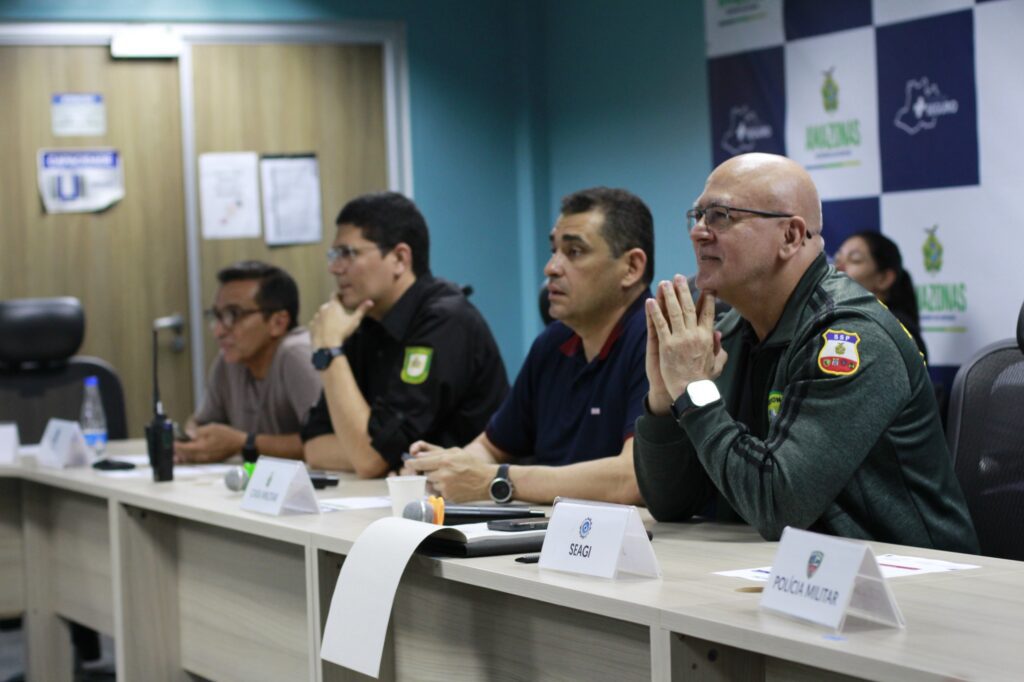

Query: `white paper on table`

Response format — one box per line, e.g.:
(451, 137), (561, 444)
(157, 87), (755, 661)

(0, 423), (20, 464)
(95, 463), (236, 479)
(105, 454), (151, 466)
(319, 496), (392, 511)
(198, 152), (261, 239)
(259, 154), (322, 246)
(321, 517), (446, 677)
(716, 554), (981, 582)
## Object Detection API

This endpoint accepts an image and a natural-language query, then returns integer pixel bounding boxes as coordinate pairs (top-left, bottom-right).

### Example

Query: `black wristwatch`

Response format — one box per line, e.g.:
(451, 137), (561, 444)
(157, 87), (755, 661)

(241, 431), (259, 463)
(489, 463), (514, 504)
(312, 345), (345, 371)
(670, 379), (722, 420)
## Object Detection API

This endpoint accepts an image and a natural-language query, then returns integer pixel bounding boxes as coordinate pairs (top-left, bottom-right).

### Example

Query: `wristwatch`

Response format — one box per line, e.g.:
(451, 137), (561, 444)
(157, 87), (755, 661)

(312, 346), (344, 371)
(670, 379), (722, 420)
(489, 463), (514, 504)
(241, 432), (259, 463)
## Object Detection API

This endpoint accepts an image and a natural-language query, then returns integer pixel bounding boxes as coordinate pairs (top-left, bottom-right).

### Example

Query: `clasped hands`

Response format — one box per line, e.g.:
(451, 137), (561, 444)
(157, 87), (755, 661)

(645, 275), (728, 416)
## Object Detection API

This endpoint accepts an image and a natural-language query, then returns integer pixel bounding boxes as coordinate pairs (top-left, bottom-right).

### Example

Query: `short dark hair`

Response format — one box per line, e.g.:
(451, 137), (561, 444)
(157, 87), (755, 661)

(335, 192), (430, 276)
(560, 187), (655, 285)
(850, 230), (919, 327)
(216, 260), (300, 330)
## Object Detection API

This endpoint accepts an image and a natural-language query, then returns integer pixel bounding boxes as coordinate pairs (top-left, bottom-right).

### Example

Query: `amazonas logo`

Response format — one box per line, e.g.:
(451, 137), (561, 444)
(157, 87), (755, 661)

(805, 67), (861, 156)
(894, 77), (959, 135)
(917, 225), (967, 316)
(721, 105), (773, 155)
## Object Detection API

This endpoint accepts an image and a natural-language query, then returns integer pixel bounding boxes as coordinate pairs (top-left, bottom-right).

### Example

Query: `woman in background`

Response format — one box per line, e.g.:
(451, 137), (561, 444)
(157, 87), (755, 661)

(834, 231), (927, 362)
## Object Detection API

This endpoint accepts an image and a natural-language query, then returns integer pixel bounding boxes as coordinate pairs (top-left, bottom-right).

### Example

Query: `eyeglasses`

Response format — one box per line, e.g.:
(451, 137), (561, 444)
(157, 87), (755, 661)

(327, 244), (380, 264)
(686, 205), (794, 232)
(204, 305), (266, 329)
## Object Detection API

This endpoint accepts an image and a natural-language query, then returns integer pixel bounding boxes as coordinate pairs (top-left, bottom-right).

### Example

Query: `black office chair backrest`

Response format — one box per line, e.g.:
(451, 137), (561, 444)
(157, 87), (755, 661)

(946, 299), (1024, 560)
(0, 297), (127, 443)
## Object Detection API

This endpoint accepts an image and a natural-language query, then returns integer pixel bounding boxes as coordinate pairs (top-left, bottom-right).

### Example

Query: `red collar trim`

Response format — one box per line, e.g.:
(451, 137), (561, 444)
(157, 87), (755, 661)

(559, 334), (582, 356)
(557, 318), (625, 360)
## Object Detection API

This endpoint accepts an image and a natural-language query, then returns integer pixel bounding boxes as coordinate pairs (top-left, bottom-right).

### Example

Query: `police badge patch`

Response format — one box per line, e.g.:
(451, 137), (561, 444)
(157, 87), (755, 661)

(817, 329), (861, 376)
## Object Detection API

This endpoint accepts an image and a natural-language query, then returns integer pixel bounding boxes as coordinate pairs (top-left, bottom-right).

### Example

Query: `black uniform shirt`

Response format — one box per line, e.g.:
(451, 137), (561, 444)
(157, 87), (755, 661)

(301, 275), (509, 470)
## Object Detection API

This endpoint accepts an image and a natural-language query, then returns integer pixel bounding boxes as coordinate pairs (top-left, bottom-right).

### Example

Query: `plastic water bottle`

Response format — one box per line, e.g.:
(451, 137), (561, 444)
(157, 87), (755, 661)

(80, 375), (108, 457)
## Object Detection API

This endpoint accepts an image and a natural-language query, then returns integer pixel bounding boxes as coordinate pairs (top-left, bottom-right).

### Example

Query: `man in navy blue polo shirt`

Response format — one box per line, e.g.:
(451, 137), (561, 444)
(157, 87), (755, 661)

(404, 187), (652, 505)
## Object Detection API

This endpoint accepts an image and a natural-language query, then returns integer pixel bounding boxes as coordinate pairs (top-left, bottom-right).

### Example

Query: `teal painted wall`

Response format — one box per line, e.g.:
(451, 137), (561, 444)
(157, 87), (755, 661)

(540, 1), (710, 295)
(0, 0), (711, 374)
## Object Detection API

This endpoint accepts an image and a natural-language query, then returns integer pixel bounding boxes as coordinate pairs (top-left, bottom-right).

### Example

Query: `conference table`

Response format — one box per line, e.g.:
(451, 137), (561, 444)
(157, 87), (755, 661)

(0, 440), (1021, 681)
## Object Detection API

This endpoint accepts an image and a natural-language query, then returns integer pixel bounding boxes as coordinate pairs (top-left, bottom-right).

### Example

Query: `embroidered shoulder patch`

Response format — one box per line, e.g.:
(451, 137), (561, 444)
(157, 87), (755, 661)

(767, 391), (783, 421)
(817, 329), (861, 376)
(401, 346), (433, 384)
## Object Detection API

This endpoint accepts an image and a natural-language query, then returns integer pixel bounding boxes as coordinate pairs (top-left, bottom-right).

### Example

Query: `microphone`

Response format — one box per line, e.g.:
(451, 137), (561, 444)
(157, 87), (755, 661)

(224, 465), (249, 491)
(402, 495), (545, 525)
(144, 327), (174, 482)
(224, 461), (257, 492)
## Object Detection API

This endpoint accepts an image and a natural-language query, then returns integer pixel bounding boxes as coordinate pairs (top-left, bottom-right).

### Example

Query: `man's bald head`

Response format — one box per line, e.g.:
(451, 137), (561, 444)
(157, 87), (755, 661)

(708, 153), (823, 240)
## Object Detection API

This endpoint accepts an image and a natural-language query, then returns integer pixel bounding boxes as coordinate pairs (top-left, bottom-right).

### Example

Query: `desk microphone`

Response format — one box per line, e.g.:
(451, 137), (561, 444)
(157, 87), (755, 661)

(144, 327), (174, 482)
(402, 496), (545, 525)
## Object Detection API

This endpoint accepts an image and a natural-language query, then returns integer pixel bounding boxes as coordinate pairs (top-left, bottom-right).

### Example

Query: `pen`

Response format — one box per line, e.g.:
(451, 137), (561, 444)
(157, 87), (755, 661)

(515, 553), (540, 564)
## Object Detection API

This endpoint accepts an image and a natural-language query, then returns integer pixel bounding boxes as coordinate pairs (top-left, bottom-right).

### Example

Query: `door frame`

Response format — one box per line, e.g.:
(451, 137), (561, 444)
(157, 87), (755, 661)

(0, 21), (412, 407)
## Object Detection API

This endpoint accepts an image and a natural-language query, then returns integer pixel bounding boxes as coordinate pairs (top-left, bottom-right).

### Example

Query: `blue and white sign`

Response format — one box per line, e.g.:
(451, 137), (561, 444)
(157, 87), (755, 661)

(539, 499), (659, 579)
(51, 93), (105, 137)
(36, 148), (124, 213)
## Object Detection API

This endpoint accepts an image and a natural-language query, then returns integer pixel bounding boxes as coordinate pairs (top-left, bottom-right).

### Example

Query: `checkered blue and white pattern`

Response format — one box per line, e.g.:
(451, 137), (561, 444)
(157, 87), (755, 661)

(703, 0), (1024, 371)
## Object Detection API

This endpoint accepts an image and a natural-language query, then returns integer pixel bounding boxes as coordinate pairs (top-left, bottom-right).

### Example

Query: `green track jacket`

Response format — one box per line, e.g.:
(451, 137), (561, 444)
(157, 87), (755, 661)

(634, 254), (979, 554)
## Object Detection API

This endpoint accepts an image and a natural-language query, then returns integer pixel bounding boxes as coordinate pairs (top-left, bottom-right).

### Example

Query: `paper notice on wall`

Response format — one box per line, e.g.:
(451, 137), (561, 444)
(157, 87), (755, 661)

(198, 152), (262, 239)
(51, 93), (106, 136)
(259, 154), (322, 246)
(37, 149), (124, 213)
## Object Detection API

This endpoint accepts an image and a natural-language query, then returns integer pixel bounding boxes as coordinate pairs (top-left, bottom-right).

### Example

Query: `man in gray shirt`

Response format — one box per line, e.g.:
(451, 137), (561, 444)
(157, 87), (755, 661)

(176, 261), (321, 463)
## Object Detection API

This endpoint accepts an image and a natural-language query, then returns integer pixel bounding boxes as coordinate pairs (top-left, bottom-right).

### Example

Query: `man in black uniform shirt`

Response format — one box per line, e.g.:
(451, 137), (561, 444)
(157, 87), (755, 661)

(302, 192), (508, 477)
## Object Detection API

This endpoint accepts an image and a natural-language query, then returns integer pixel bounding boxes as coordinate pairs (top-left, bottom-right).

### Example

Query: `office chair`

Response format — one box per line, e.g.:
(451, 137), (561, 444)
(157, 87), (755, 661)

(946, 298), (1024, 560)
(0, 297), (126, 680)
(0, 297), (126, 442)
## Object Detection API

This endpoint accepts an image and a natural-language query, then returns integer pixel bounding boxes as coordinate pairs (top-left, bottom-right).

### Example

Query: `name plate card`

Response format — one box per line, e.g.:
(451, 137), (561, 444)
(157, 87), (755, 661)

(240, 456), (320, 516)
(0, 423), (19, 465)
(38, 418), (91, 469)
(760, 527), (904, 631)
(539, 499), (660, 579)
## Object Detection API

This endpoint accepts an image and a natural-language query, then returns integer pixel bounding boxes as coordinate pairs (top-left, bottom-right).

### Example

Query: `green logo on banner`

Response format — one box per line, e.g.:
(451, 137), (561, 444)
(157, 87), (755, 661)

(821, 67), (839, 113)
(923, 225), (943, 274)
(401, 346), (433, 384)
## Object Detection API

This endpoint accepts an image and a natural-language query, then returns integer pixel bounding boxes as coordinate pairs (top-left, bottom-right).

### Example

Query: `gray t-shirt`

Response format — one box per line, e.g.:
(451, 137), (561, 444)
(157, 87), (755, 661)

(194, 327), (321, 435)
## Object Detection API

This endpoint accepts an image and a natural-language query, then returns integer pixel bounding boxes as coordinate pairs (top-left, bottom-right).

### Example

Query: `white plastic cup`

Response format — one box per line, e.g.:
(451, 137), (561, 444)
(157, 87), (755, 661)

(387, 475), (428, 517)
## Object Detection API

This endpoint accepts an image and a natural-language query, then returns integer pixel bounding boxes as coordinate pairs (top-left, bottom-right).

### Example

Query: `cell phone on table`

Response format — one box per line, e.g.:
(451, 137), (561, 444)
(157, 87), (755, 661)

(487, 518), (549, 532)
(173, 422), (192, 442)
(308, 470), (340, 489)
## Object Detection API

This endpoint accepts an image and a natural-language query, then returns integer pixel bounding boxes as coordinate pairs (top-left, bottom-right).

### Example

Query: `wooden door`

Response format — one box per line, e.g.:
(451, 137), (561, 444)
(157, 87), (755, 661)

(191, 43), (389, 369)
(0, 46), (192, 436)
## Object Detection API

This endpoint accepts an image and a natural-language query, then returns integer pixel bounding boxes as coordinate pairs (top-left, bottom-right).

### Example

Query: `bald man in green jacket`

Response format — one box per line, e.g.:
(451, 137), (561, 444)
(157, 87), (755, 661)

(636, 153), (977, 554)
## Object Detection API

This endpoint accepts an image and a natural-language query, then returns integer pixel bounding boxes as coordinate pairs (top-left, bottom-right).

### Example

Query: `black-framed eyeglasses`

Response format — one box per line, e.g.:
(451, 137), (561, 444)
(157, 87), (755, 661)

(326, 244), (381, 264)
(686, 205), (794, 232)
(204, 305), (267, 329)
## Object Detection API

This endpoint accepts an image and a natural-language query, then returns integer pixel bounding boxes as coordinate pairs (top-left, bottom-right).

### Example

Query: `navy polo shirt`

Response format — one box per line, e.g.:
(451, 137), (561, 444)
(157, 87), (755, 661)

(486, 290), (651, 466)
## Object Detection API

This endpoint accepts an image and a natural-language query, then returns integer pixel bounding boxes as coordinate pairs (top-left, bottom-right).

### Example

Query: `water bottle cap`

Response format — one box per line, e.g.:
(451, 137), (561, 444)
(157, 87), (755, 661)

(84, 375), (99, 387)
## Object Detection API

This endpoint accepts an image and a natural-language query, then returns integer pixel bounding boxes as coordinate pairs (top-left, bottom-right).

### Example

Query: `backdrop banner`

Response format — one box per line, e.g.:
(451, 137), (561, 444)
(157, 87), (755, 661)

(703, 0), (1024, 370)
